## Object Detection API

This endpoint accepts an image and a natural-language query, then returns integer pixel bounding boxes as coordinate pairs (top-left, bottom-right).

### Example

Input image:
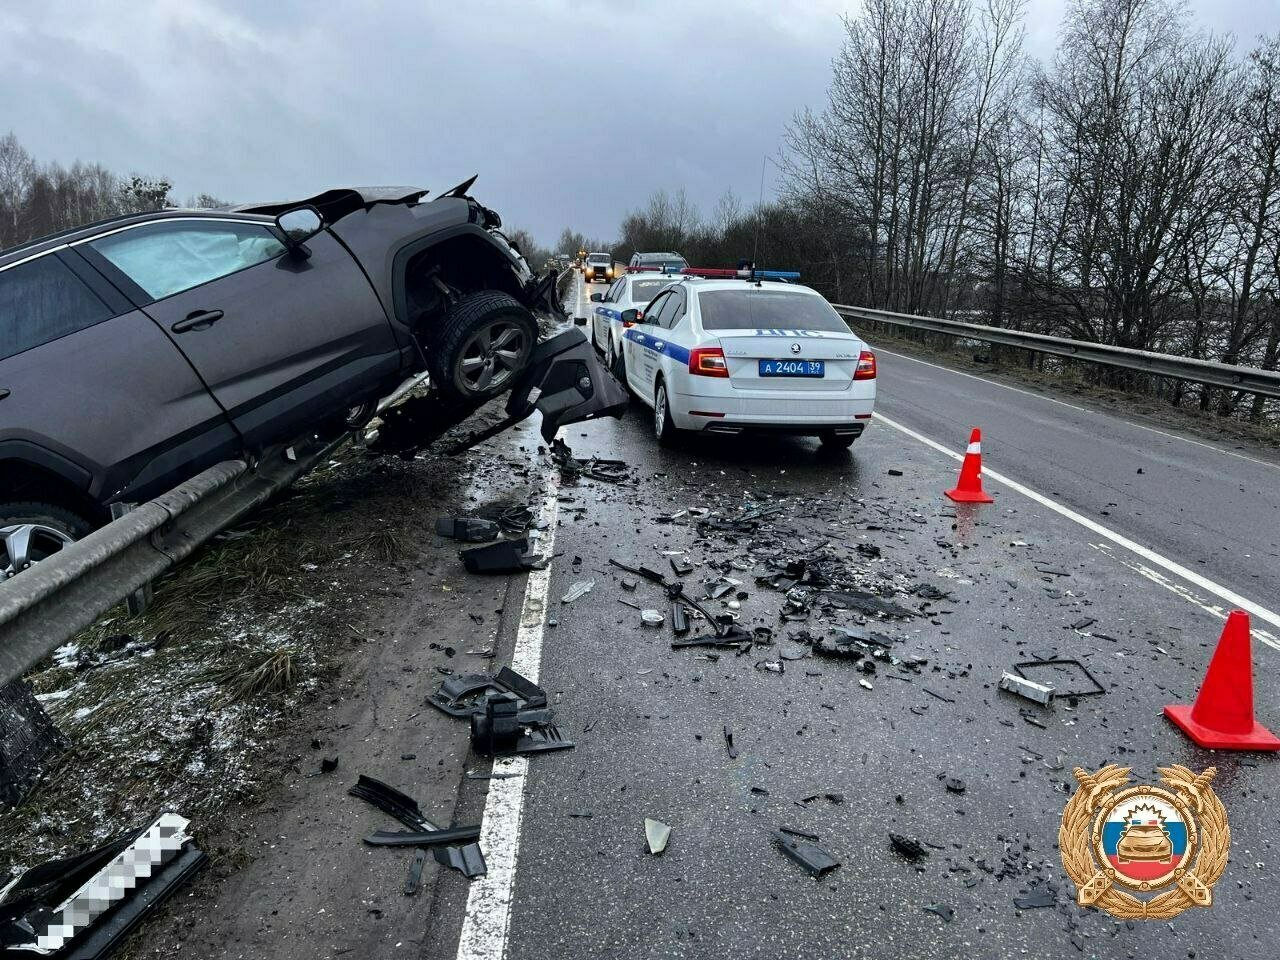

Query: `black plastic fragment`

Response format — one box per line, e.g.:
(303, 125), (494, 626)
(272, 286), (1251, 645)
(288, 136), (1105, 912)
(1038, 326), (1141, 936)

(923, 903), (954, 922)
(1013, 886), (1056, 909)
(364, 826), (483, 847)
(469, 694), (574, 756)
(723, 725), (738, 759)
(0, 678), (67, 809)
(436, 516), (501, 543)
(672, 625), (753, 650)
(773, 830), (840, 879)
(670, 557), (694, 577)
(670, 601), (689, 634)
(1012, 659), (1106, 698)
(461, 538), (539, 574)
(819, 589), (917, 619)
(349, 775), (487, 879)
(429, 666), (549, 719)
(404, 848), (427, 896)
(890, 833), (928, 860)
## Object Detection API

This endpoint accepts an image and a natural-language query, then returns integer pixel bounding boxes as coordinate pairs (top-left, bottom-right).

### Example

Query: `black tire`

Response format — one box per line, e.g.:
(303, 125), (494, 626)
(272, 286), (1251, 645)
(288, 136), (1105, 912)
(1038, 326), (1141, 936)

(0, 502), (92, 580)
(653, 379), (680, 448)
(426, 291), (538, 401)
(607, 335), (628, 388)
(819, 431), (857, 450)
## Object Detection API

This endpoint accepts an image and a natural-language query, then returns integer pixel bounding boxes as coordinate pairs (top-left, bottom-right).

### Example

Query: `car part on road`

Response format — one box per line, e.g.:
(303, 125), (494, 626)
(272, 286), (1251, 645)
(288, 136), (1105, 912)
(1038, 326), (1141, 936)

(0, 813), (203, 957)
(348, 775), (487, 880)
(1010, 659), (1106, 699)
(363, 826), (483, 847)
(723, 725), (738, 759)
(640, 608), (665, 627)
(404, 849), (428, 897)
(469, 694), (575, 756)
(671, 624), (754, 650)
(773, 830), (840, 879)
(436, 516), (501, 543)
(0, 678), (66, 810)
(460, 538), (542, 574)
(818, 589), (917, 619)
(669, 599), (689, 634)
(551, 440), (632, 484)
(428, 666), (549, 720)
(645, 818), (671, 855)
(923, 903), (955, 922)
(889, 833), (928, 861)
(562, 579), (594, 603)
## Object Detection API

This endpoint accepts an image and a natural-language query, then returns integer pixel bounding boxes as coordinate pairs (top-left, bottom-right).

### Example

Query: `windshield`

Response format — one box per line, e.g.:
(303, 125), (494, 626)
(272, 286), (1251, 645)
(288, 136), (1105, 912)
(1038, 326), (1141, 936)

(588, 254), (610, 264)
(630, 278), (675, 302)
(697, 289), (850, 333)
(638, 255), (687, 270)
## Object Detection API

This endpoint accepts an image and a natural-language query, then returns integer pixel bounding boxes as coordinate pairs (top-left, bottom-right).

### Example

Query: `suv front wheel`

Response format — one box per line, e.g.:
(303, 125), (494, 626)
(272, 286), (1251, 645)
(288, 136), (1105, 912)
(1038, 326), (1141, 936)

(427, 291), (537, 401)
(1, 503), (92, 580)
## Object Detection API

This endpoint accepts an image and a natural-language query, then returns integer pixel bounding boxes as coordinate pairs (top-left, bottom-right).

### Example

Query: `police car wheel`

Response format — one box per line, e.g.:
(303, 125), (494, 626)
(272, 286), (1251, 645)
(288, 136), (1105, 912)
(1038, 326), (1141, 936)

(654, 380), (680, 447)
(819, 431), (857, 450)
(608, 338), (628, 388)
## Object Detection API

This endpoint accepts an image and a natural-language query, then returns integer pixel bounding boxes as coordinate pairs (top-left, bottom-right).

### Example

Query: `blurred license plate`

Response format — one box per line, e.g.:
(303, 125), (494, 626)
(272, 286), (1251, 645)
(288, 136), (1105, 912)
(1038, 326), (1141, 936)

(759, 359), (825, 377)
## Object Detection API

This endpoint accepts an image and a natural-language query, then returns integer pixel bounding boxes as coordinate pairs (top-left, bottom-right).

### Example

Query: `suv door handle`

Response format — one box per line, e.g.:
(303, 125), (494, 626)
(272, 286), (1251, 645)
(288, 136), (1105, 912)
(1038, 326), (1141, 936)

(171, 310), (224, 333)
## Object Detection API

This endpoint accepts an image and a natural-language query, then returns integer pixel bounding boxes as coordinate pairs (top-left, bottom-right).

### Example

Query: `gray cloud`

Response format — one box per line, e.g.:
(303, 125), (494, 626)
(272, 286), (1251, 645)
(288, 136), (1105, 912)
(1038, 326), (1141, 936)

(1, 0), (1276, 246)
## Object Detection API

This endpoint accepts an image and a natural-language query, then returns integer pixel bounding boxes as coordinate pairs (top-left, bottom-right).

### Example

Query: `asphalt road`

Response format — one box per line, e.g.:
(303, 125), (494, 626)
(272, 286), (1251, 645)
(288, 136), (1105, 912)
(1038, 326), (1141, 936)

(409, 279), (1280, 960)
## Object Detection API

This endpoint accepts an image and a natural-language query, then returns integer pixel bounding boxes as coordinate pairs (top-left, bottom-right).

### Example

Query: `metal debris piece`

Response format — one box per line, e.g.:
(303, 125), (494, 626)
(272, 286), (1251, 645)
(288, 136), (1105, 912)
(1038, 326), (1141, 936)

(436, 516), (501, 543)
(1012, 658), (1106, 698)
(561, 579), (595, 603)
(889, 833), (927, 860)
(645, 818), (671, 855)
(349, 775), (486, 879)
(774, 830), (841, 879)
(999, 671), (1055, 705)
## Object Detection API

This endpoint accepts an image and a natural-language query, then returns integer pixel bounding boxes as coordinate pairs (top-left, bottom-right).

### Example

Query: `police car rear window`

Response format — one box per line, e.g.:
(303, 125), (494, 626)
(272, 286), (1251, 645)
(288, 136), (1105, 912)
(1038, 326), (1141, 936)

(631, 279), (673, 301)
(698, 290), (849, 332)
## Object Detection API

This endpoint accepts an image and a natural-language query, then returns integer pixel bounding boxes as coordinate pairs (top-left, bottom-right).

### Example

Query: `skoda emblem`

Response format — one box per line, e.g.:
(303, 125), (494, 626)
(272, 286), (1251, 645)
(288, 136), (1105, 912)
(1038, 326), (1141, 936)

(790, 342), (801, 355)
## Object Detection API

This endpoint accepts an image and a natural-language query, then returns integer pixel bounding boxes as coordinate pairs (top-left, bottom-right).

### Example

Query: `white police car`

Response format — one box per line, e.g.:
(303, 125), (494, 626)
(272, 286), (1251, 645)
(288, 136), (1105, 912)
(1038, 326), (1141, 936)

(589, 270), (682, 378)
(612, 271), (876, 448)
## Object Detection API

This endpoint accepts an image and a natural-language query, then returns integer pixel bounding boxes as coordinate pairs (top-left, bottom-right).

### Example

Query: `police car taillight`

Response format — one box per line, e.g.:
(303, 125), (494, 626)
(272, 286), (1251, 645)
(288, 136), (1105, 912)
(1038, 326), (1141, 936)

(854, 350), (877, 380)
(689, 346), (729, 378)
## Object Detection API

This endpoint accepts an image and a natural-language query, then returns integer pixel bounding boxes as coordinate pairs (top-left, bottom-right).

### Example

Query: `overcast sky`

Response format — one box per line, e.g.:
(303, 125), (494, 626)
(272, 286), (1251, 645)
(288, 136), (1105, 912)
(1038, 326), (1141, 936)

(3, 0), (1279, 247)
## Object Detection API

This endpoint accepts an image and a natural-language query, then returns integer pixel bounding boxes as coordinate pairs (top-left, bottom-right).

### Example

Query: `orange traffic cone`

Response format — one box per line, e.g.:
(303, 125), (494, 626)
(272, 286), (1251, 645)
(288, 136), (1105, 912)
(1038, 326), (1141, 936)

(945, 428), (994, 504)
(1164, 611), (1280, 751)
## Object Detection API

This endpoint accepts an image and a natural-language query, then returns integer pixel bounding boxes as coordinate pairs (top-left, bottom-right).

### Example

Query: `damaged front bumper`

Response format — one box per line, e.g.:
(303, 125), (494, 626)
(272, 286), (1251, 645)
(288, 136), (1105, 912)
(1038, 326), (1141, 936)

(373, 327), (629, 456)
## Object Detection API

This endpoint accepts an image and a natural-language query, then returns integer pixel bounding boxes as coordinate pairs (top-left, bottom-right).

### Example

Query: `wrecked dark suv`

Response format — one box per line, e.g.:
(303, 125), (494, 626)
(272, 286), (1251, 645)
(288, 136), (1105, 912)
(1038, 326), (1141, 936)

(0, 179), (620, 577)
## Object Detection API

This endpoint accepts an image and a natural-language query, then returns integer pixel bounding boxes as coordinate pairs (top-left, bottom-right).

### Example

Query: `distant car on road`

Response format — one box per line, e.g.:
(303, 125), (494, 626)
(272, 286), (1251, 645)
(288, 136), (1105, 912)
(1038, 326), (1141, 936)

(628, 251), (688, 273)
(583, 252), (614, 284)
(589, 271), (681, 380)
(614, 271), (876, 448)
(0, 179), (579, 576)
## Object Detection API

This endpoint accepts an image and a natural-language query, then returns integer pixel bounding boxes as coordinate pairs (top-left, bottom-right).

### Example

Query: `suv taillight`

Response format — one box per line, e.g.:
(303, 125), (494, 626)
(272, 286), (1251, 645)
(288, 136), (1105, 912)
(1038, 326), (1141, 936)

(854, 350), (877, 380)
(689, 346), (729, 378)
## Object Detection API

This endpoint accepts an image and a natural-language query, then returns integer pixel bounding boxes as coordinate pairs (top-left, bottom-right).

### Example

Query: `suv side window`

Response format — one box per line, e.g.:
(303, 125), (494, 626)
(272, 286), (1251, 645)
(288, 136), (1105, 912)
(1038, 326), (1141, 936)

(87, 220), (286, 301)
(0, 255), (115, 361)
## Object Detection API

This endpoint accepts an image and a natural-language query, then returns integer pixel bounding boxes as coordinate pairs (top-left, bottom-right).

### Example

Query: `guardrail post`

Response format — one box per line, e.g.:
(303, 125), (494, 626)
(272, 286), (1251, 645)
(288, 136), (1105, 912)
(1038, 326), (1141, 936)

(110, 502), (153, 617)
(0, 677), (65, 809)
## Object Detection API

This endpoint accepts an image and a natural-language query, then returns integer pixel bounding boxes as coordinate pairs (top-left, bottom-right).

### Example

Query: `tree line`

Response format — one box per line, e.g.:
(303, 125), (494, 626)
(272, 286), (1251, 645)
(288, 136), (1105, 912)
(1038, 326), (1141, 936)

(584, 0), (1279, 423)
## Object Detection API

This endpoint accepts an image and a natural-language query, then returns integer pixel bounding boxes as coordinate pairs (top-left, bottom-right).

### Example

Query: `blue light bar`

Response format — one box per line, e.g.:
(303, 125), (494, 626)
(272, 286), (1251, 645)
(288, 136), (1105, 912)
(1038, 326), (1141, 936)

(754, 269), (801, 281)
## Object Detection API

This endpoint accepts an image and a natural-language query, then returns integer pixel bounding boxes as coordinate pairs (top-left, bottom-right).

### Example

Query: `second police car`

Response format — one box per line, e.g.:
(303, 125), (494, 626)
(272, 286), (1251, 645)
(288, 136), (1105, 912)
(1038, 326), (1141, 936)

(601, 266), (876, 448)
(589, 269), (682, 378)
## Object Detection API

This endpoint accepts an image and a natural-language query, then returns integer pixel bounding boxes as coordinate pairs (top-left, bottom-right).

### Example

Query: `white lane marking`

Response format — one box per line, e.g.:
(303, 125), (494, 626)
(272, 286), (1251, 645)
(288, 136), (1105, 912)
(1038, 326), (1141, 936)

(876, 347), (1280, 471)
(455, 470), (561, 960)
(1090, 543), (1280, 652)
(874, 412), (1280, 638)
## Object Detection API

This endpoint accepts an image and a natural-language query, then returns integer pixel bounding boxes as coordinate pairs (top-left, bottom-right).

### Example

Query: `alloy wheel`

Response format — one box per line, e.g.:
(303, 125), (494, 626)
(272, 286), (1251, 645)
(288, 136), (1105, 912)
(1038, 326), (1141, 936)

(457, 320), (532, 395)
(1, 523), (75, 579)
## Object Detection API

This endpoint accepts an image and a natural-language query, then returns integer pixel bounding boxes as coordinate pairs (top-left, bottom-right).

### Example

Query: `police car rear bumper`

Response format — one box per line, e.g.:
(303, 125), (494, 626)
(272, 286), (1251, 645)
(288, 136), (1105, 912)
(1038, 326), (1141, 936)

(669, 391), (874, 433)
(700, 420), (869, 438)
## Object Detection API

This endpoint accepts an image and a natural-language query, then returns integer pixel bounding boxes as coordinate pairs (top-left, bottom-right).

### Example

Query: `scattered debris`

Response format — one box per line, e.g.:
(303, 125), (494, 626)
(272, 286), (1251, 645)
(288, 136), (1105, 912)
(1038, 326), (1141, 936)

(773, 830), (841, 879)
(944, 776), (965, 794)
(470, 694), (574, 756)
(998, 671), (1055, 705)
(428, 666), (549, 720)
(0, 678), (67, 809)
(723, 725), (738, 759)
(1011, 659), (1106, 698)
(923, 903), (954, 922)
(363, 826), (483, 847)
(435, 516), (501, 543)
(1013, 885), (1057, 910)
(641, 609), (666, 627)
(645, 818), (671, 855)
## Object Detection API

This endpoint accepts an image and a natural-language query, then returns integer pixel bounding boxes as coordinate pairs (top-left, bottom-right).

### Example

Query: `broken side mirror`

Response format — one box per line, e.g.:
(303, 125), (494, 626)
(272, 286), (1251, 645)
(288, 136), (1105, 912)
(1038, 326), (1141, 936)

(276, 205), (323, 258)
(590, 292), (603, 302)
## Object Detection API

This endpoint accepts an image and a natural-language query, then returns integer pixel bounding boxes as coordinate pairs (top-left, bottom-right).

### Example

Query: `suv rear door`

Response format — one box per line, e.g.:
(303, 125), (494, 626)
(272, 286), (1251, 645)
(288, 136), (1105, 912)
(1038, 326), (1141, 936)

(79, 217), (400, 450)
(0, 250), (237, 505)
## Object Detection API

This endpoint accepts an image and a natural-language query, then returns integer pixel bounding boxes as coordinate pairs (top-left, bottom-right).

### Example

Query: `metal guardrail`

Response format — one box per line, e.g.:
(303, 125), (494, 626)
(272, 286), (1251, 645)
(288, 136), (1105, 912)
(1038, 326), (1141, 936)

(0, 434), (346, 689)
(834, 305), (1280, 400)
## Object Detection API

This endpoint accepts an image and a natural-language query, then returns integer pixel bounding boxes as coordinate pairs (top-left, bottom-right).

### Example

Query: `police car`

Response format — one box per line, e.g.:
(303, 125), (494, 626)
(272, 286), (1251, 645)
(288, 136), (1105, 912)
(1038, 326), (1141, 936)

(609, 268), (876, 448)
(589, 269), (682, 378)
